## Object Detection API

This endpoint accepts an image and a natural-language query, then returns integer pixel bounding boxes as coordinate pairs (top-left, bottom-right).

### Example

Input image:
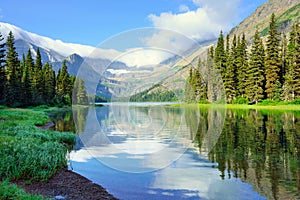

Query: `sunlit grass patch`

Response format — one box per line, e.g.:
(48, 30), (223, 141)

(0, 107), (75, 199)
(0, 180), (48, 200)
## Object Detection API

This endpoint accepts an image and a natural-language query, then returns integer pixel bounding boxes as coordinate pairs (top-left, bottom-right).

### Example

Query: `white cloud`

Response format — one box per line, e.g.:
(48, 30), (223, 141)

(148, 0), (241, 42)
(117, 48), (173, 67)
(101, 0), (241, 68)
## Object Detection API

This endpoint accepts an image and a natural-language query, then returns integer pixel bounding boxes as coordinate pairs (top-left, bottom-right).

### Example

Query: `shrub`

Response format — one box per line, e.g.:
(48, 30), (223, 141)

(232, 96), (248, 104)
(291, 98), (300, 105)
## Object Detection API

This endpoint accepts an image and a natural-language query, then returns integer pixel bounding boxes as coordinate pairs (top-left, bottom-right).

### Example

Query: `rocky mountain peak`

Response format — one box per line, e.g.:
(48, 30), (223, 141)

(230, 0), (300, 40)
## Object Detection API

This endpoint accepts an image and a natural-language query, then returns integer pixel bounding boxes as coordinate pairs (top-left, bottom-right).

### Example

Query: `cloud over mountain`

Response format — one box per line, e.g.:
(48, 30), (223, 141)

(148, 0), (240, 43)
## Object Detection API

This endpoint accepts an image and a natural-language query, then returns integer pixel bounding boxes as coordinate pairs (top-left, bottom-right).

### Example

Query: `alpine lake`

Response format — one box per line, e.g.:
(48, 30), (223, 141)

(50, 103), (300, 200)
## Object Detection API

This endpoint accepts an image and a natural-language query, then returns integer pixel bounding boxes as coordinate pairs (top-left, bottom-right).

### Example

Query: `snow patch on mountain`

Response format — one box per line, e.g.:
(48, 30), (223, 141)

(0, 22), (120, 60)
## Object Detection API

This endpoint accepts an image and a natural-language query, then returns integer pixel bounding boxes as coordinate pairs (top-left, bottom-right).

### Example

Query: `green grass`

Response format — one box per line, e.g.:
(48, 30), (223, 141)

(0, 180), (48, 200)
(170, 102), (300, 111)
(0, 107), (75, 199)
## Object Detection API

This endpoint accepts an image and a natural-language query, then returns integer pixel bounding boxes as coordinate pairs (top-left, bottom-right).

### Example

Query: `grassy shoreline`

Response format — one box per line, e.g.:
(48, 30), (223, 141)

(171, 103), (300, 110)
(0, 107), (75, 199)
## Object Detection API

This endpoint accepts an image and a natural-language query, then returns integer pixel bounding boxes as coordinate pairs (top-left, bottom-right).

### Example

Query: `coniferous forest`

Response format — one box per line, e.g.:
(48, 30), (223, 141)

(0, 31), (88, 107)
(186, 14), (300, 104)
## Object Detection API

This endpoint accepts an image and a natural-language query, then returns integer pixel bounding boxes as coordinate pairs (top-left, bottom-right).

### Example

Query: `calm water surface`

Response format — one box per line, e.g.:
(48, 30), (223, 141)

(54, 104), (300, 200)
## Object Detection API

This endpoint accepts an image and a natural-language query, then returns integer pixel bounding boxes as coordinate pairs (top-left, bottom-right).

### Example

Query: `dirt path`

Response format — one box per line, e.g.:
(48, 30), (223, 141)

(14, 168), (118, 200)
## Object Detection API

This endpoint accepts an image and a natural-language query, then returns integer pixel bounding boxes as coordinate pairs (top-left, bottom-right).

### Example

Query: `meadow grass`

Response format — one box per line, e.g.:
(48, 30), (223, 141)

(170, 103), (300, 111)
(0, 180), (48, 200)
(0, 107), (75, 199)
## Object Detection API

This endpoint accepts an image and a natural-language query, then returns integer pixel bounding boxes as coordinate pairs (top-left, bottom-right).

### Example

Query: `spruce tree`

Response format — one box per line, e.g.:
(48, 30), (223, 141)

(236, 33), (248, 97)
(280, 34), (288, 85)
(25, 49), (35, 105)
(34, 48), (44, 103)
(0, 31), (6, 104)
(196, 59), (207, 102)
(43, 63), (56, 103)
(231, 35), (238, 88)
(246, 30), (265, 104)
(74, 78), (88, 105)
(56, 60), (71, 104)
(214, 31), (226, 78)
(277, 23), (300, 101)
(265, 13), (281, 100)
(206, 46), (216, 102)
(5, 31), (21, 106)
(223, 35), (236, 103)
(185, 67), (195, 103)
(21, 55), (32, 107)
(292, 23), (300, 98)
(191, 60), (207, 103)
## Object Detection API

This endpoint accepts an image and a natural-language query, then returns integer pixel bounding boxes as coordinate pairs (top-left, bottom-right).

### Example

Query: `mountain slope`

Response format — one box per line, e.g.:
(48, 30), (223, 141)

(230, 0), (300, 39)
(0, 22), (119, 60)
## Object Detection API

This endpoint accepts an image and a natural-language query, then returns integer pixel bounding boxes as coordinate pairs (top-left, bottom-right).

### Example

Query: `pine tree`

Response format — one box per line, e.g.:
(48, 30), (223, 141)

(265, 13), (281, 100)
(21, 54), (32, 107)
(0, 31), (6, 104)
(278, 23), (300, 101)
(223, 35), (237, 103)
(236, 33), (248, 97)
(292, 23), (300, 98)
(231, 34), (238, 87)
(34, 48), (44, 103)
(207, 46), (217, 102)
(24, 49), (35, 105)
(74, 78), (88, 105)
(246, 30), (265, 104)
(56, 60), (72, 104)
(185, 67), (195, 103)
(5, 31), (21, 107)
(280, 34), (288, 85)
(195, 59), (207, 102)
(214, 31), (226, 78)
(43, 63), (56, 103)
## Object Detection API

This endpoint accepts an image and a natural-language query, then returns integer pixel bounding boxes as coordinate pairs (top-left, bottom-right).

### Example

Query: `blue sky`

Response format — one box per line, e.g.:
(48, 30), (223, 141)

(0, 0), (267, 47)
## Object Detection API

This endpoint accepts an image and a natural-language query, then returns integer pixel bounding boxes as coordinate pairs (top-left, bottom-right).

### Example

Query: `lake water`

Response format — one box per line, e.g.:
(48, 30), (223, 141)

(54, 104), (300, 200)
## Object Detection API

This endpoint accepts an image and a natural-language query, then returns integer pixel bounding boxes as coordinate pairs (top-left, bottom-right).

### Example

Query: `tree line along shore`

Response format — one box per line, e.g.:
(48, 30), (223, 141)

(186, 14), (300, 105)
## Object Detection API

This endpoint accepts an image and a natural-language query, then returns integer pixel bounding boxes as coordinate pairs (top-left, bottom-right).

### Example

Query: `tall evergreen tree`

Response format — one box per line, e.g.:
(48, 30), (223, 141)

(34, 48), (44, 103)
(5, 31), (21, 106)
(231, 34), (238, 88)
(21, 55), (32, 107)
(282, 24), (298, 101)
(25, 50), (35, 104)
(214, 31), (226, 78)
(0, 31), (6, 104)
(292, 23), (300, 98)
(223, 35), (237, 103)
(265, 13), (281, 100)
(185, 67), (195, 103)
(207, 46), (217, 102)
(246, 30), (265, 104)
(43, 63), (56, 103)
(56, 60), (72, 104)
(74, 78), (88, 105)
(236, 33), (248, 97)
(280, 34), (288, 85)
(196, 59), (207, 102)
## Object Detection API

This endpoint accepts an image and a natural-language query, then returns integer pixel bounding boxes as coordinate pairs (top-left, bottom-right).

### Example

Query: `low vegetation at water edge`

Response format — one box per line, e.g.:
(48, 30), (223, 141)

(0, 107), (75, 199)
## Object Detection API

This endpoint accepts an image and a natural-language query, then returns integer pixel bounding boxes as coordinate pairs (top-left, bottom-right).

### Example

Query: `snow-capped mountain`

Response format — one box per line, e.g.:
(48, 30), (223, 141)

(0, 22), (130, 78)
(0, 22), (204, 98)
(0, 22), (119, 60)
